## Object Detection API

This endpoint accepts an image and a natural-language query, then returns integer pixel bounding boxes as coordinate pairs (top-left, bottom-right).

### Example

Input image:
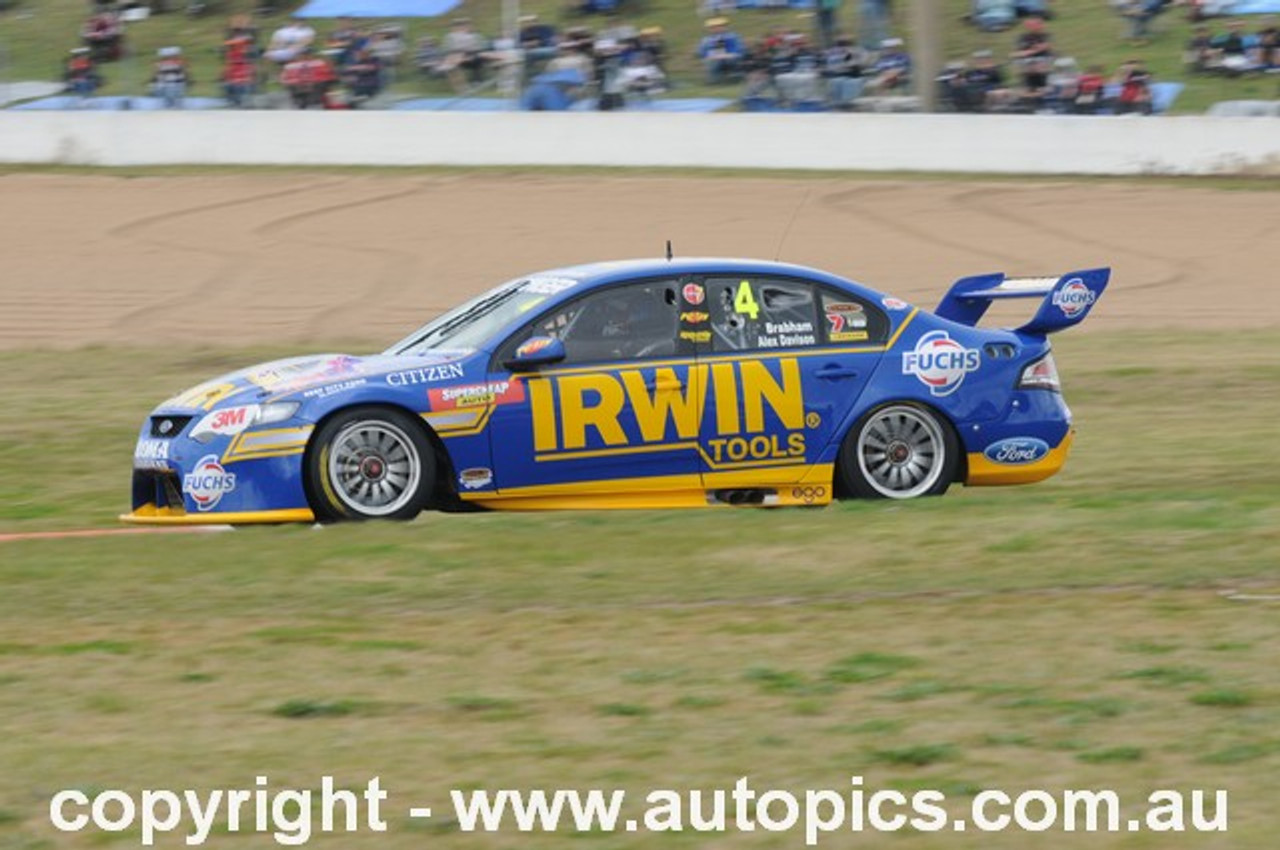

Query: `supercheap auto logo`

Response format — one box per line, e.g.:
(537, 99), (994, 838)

(1052, 279), (1097, 319)
(902, 331), (981, 397)
(183, 455), (236, 511)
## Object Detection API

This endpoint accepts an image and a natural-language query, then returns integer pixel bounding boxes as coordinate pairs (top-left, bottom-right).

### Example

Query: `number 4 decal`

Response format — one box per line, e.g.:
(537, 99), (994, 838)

(734, 280), (760, 320)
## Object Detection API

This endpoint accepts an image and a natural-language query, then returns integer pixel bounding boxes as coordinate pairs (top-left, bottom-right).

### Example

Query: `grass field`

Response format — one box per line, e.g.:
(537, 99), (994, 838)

(1, 328), (1277, 848)
(2, 0), (1278, 112)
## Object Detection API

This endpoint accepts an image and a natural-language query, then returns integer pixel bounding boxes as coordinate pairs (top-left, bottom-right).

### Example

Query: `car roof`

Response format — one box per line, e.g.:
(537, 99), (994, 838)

(537, 257), (878, 294)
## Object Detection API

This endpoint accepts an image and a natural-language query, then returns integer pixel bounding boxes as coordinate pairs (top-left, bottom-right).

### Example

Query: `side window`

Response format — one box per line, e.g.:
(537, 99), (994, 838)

(819, 288), (890, 345)
(705, 277), (819, 353)
(497, 280), (679, 367)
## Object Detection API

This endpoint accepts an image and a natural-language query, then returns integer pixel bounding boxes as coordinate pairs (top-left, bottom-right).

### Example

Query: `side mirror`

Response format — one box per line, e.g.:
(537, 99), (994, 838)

(503, 336), (566, 372)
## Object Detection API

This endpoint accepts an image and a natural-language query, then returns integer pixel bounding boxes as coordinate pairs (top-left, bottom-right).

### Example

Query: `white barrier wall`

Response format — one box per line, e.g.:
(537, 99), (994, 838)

(1, 111), (1279, 175)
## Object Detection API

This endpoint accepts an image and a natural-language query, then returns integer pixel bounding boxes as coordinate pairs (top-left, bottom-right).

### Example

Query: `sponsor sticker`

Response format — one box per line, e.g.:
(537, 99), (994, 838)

(682, 283), (705, 305)
(459, 467), (494, 490)
(134, 439), (171, 470)
(983, 437), (1051, 465)
(385, 363), (466, 387)
(1051, 278), (1097, 319)
(680, 330), (712, 343)
(902, 330), (982, 397)
(825, 302), (868, 336)
(882, 297), (909, 311)
(302, 378), (368, 399)
(830, 330), (870, 343)
(523, 277), (577, 295)
(428, 381), (525, 411)
(680, 311), (710, 324)
(183, 454), (236, 511)
(515, 337), (555, 359)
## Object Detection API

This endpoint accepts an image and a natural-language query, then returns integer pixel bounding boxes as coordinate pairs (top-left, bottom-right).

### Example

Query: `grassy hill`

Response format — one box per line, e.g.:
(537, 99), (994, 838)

(1, 1), (1277, 114)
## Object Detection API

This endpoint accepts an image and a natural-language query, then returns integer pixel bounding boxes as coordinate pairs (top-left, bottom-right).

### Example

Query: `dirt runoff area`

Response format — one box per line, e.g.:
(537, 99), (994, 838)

(2, 172), (1278, 350)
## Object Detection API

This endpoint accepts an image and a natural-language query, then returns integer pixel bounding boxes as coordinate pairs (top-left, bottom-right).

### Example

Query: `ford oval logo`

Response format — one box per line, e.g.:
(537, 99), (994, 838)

(984, 437), (1050, 465)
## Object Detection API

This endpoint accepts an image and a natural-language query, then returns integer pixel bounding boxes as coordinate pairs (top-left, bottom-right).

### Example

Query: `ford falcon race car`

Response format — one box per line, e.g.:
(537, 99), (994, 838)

(124, 258), (1107, 524)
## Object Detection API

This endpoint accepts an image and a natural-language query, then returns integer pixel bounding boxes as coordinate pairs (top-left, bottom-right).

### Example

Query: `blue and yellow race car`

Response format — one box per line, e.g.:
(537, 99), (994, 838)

(124, 258), (1108, 524)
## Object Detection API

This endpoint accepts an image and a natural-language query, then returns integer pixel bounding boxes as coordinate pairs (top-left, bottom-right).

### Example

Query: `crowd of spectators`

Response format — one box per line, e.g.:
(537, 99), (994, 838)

(1184, 18), (1280, 74)
(48, 0), (1280, 112)
(942, 17), (1161, 114)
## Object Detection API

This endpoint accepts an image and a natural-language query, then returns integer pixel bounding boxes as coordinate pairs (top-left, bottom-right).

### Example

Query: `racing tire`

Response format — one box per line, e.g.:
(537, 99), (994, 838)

(837, 403), (959, 500)
(305, 407), (435, 522)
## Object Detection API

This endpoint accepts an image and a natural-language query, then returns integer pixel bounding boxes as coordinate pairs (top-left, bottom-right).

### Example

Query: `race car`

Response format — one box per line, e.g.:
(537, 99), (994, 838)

(123, 258), (1108, 524)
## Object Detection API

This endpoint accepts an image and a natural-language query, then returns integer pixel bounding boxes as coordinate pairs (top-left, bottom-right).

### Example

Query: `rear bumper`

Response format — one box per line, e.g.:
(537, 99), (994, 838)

(966, 429), (1073, 486)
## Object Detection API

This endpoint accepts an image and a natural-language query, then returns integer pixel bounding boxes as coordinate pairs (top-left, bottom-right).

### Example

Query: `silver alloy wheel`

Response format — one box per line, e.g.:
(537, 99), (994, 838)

(326, 419), (422, 517)
(855, 405), (946, 499)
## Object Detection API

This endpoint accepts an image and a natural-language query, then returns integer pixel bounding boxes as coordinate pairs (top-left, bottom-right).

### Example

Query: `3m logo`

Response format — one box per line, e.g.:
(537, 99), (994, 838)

(902, 331), (981, 397)
(528, 359), (807, 466)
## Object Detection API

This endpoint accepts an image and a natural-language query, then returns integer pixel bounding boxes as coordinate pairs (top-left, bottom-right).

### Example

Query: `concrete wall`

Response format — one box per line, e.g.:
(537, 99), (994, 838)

(2, 111), (1279, 175)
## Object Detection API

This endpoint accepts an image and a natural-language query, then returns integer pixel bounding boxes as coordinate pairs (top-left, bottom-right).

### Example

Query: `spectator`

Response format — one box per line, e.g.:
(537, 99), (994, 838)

(1044, 55), (1079, 112)
(616, 49), (666, 102)
(150, 46), (190, 108)
(221, 34), (257, 107)
(1113, 58), (1153, 113)
(1214, 20), (1262, 75)
(866, 36), (910, 93)
(1015, 0), (1053, 19)
(225, 14), (259, 47)
(81, 7), (124, 62)
(546, 39), (594, 82)
(1260, 21), (1279, 71)
(341, 46), (383, 105)
(280, 47), (335, 109)
(1115, 0), (1173, 45)
(265, 16), (315, 65)
(519, 13), (559, 64)
(437, 17), (489, 91)
(960, 50), (1014, 111)
(415, 35), (443, 78)
(63, 48), (102, 103)
(1184, 24), (1217, 72)
(637, 26), (667, 72)
(1074, 63), (1107, 113)
(697, 17), (745, 84)
(822, 34), (866, 109)
(1012, 16), (1053, 61)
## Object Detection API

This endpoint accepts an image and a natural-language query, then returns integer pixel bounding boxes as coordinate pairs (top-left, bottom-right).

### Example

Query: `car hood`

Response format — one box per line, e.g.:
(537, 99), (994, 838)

(157, 350), (475, 411)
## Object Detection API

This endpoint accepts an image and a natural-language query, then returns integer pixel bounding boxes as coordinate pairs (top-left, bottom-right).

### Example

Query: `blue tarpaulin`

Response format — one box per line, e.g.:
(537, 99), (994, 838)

(294, 0), (460, 18)
(1206, 0), (1280, 12)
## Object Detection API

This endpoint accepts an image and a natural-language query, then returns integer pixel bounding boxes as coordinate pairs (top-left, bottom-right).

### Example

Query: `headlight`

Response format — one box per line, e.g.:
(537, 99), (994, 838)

(190, 402), (301, 443)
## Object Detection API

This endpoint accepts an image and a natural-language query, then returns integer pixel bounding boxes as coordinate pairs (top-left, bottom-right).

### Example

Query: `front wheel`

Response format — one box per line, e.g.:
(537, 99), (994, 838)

(305, 407), (435, 521)
(838, 403), (959, 500)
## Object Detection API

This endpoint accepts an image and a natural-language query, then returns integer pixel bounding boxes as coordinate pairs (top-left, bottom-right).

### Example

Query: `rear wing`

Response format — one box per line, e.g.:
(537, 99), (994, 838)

(934, 268), (1110, 335)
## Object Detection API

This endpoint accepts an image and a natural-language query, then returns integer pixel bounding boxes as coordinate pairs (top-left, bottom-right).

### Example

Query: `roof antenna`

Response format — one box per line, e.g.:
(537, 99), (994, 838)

(774, 185), (814, 261)
(665, 239), (673, 261)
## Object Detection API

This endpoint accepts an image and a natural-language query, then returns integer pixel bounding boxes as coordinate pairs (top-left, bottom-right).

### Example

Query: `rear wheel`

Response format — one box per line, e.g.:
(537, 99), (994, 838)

(838, 403), (959, 500)
(305, 407), (435, 521)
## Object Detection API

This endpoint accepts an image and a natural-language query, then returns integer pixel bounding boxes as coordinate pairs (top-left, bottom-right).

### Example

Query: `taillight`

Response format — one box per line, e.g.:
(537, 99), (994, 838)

(1019, 353), (1061, 392)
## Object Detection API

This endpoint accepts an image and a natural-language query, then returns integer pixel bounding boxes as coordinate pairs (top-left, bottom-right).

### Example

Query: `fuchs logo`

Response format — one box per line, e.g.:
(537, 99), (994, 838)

(984, 437), (1050, 465)
(902, 331), (981, 397)
(183, 454), (236, 511)
(1052, 279), (1096, 319)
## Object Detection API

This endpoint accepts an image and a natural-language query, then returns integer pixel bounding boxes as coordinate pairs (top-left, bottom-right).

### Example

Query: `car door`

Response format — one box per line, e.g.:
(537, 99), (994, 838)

(694, 275), (888, 487)
(484, 278), (702, 494)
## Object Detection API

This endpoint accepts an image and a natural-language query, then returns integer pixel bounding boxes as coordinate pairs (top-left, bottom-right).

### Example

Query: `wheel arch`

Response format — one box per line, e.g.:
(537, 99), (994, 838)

(302, 401), (459, 514)
(831, 398), (966, 499)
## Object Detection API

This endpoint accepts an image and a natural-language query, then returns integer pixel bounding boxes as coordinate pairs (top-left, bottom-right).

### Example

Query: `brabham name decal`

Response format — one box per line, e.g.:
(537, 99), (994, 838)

(528, 359), (808, 466)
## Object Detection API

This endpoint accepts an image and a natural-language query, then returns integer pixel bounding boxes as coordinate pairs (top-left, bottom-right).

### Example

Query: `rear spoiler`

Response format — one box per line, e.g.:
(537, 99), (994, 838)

(934, 268), (1110, 335)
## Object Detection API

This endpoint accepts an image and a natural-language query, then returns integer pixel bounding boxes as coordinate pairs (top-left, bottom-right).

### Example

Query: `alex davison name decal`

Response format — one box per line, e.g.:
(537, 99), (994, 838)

(528, 359), (808, 466)
(386, 364), (465, 387)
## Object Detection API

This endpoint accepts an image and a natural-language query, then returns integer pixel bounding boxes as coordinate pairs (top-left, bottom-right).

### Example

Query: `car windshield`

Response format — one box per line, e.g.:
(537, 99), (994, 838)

(384, 276), (578, 355)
